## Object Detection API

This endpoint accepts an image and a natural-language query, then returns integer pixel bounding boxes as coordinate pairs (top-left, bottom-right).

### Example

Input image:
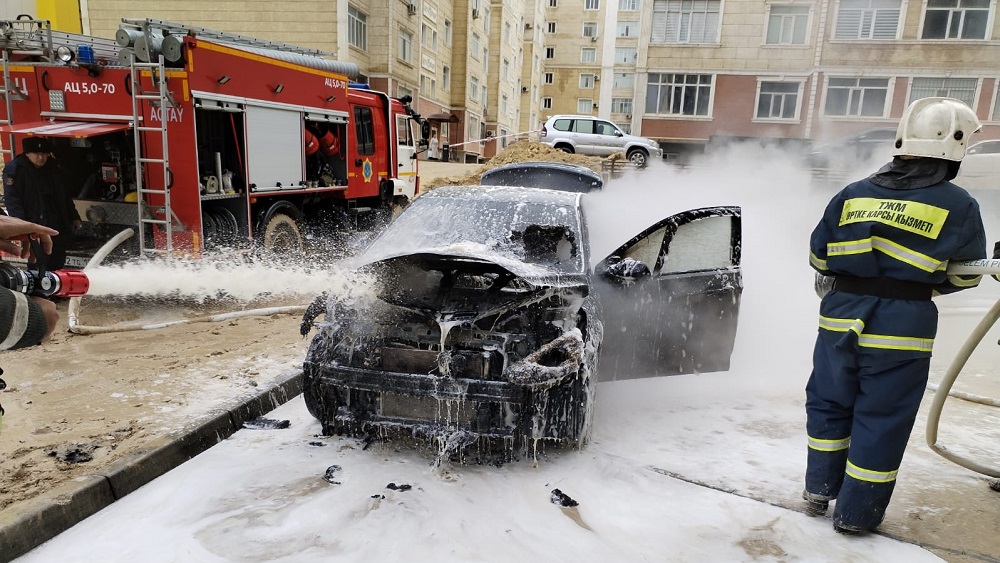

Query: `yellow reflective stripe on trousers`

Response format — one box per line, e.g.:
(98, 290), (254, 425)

(857, 333), (933, 352)
(808, 435), (850, 452)
(826, 236), (944, 273)
(818, 315), (864, 335)
(846, 460), (898, 483)
(819, 316), (933, 352)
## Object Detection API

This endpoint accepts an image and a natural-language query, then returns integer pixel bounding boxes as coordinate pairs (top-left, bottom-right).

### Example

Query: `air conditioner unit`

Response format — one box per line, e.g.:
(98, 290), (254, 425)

(472, 8), (480, 18)
(626, 114), (632, 119)
(590, 36), (598, 42)
(594, 75), (600, 81)
(486, 130), (495, 137)
(521, 86), (529, 93)
(407, 3), (417, 15)
(525, 22), (532, 30)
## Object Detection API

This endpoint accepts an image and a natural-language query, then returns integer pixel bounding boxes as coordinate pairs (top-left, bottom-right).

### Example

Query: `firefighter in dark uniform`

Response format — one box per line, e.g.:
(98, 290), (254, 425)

(804, 97), (987, 535)
(2, 136), (81, 271)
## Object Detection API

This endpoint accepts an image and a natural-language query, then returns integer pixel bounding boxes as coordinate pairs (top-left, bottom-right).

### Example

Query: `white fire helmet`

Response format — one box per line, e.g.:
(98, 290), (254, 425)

(894, 97), (982, 161)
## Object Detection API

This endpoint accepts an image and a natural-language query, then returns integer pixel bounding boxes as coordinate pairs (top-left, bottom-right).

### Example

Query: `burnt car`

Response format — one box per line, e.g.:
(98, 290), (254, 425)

(480, 161), (604, 192)
(301, 184), (742, 457)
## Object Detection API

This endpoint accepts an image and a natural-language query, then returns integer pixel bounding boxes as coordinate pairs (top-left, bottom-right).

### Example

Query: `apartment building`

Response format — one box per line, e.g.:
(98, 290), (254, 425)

(536, 0), (1000, 160)
(11, 0), (1000, 164)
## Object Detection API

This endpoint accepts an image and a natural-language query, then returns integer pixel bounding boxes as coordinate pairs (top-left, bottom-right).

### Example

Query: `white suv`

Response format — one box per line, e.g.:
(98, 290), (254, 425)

(539, 115), (663, 168)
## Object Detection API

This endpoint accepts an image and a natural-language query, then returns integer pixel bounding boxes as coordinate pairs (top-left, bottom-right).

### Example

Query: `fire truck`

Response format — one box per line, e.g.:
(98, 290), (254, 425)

(0, 17), (424, 266)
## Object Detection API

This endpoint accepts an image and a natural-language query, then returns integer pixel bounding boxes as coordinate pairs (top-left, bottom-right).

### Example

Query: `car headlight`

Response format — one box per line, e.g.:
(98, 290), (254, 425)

(505, 330), (585, 388)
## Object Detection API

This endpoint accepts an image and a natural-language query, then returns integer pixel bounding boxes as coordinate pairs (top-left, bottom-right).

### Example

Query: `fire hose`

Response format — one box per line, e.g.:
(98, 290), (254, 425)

(926, 259), (1000, 478)
(68, 228), (306, 335)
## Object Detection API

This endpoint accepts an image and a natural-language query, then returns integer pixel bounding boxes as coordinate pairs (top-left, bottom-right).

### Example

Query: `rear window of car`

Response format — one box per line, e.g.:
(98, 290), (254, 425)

(969, 141), (1000, 155)
(552, 118), (573, 132)
(572, 119), (595, 134)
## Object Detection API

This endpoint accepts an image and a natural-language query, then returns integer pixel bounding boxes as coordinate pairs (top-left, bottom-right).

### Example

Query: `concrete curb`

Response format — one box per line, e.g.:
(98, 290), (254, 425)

(0, 369), (304, 562)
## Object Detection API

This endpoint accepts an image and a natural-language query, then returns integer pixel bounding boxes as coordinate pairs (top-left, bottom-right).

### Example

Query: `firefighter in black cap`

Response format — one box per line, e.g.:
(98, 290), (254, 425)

(2, 136), (81, 270)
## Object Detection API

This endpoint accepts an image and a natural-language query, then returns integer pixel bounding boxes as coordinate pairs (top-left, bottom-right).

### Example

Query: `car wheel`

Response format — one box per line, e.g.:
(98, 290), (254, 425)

(555, 144), (575, 154)
(627, 149), (649, 168)
(261, 213), (303, 256)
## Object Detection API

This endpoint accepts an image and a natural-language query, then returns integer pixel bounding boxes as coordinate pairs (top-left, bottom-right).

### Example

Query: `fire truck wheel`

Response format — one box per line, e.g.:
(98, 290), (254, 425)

(261, 213), (304, 256)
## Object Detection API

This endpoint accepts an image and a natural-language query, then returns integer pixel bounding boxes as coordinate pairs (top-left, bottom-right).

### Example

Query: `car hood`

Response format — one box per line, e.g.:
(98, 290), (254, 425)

(355, 248), (589, 290)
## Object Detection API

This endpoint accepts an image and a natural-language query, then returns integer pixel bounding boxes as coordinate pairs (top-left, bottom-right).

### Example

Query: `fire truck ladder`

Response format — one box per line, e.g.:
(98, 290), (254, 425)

(130, 52), (178, 258)
(0, 50), (22, 163)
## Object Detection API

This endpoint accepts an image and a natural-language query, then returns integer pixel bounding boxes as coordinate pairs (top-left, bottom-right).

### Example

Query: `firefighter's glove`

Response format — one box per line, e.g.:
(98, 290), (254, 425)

(993, 241), (1000, 259)
(815, 273), (835, 298)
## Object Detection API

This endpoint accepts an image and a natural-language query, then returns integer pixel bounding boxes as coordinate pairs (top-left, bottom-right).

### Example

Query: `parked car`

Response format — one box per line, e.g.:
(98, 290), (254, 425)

(807, 128), (898, 170)
(301, 177), (743, 459)
(539, 115), (663, 168)
(955, 139), (1000, 190)
(480, 161), (604, 192)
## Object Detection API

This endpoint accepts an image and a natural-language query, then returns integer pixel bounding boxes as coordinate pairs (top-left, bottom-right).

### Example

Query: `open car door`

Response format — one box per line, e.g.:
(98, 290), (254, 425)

(595, 206), (742, 380)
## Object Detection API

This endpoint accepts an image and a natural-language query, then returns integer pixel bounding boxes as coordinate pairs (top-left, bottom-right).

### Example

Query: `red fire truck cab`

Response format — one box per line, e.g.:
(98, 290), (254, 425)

(0, 18), (423, 266)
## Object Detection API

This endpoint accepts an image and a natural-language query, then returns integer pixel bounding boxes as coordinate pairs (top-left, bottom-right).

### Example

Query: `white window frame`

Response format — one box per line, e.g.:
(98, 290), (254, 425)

(580, 73), (597, 88)
(908, 76), (978, 107)
(754, 80), (802, 121)
(921, 0), (991, 40)
(613, 72), (635, 89)
(470, 76), (480, 101)
(583, 22), (599, 37)
(619, 0), (639, 11)
(578, 98), (594, 113)
(547, 21), (557, 33)
(611, 97), (633, 113)
(585, 0), (600, 9)
(581, 47), (597, 62)
(614, 46), (637, 64)
(546, 46), (556, 59)
(544, 72), (555, 84)
(444, 19), (453, 46)
(765, 5), (810, 45)
(823, 77), (890, 117)
(398, 29), (414, 64)
(645, 73), (714, 117)
(617, 21), (639, 37)
(443, 65), (451, 90)
(834, 0), (902, 40)
(348, 5), (368, 50)
(543, 97), (553, 109)
(472, 32), (481, 57)
(651, 0), (721, 44)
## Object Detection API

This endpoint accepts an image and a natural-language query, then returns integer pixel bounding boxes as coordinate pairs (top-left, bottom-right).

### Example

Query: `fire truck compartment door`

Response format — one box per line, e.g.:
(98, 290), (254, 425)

(0, 120), (131, 138)
(245, 105), (302, 190)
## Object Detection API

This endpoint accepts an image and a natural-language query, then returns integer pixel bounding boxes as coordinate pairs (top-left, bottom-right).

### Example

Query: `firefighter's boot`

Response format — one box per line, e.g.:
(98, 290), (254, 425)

(802, 490), (831, 516)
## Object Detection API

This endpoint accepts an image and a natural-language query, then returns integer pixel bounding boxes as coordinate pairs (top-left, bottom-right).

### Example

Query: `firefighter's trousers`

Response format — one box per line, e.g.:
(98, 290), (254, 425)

(805, 331), (930, 531)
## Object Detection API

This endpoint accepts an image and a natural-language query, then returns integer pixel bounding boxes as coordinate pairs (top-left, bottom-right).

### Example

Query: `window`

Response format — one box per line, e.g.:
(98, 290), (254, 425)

(583, 22), (598, 37)
(614, 47), (637, 64)
(994, 87), (1000, 121)
(502, 94), (509, 116)
(578, 98), (594, 113)
(549, 0), (558, 6)
(652, 0), (721, 44)
(580, 73), (596, 88)
(766, 5), (810, 45)
(585, 0), (600, 9)
(619, 0), (639, 10)
(443, 66), (451, 90)
(544, 72), (554, 84)
(824, 77), (889, 117)
(909, 77), (977, 106)
(543, 97), (553, 109)
(618, 21), (639, 37)
(422, 23), (439, 50)
(505, 22), (512, 44)
(613, 72), (635, 89)
(348, 5), (368, 50)
(546, 47), (555, 59)
(547, 21), (557, 33)
(922, 0), (990, 40)
(581, 47), (596, 62)
(646, 73), (712, 116)
(445, 19), (453, 46)
(470, 76), (480, 100)
(398, 30), (413, 63)
(472, 33), (481, 56)
(618, 122), (632, 134)
(503, 59), (510, 81)
(835, 0), (901, 40)
(420, 74), (437, 97)
(611, 97), (633, 113)
(355, 106), (375, 155)
(756, 81), (800, 119)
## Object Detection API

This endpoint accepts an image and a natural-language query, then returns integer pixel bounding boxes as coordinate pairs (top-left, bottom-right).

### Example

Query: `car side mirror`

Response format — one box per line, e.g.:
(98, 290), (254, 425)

(616, 131), (624, 137)
(599, 256), (651, 285)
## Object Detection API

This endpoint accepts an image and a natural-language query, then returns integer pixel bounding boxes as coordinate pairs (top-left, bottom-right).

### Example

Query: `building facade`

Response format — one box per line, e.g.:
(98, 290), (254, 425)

(9, 0), (1000, 163)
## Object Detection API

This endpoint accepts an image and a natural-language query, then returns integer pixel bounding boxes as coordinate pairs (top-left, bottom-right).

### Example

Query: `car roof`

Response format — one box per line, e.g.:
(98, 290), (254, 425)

(480, 161), (603, 193)
(423, 184), (584, 207)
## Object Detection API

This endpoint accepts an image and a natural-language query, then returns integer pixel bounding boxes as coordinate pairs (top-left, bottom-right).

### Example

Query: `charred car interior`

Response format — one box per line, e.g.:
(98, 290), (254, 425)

(301, 177), (742, 461)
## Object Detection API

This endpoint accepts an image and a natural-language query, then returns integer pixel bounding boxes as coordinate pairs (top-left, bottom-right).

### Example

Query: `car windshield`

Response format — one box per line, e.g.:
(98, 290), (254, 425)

(358, 189), (586, 276)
